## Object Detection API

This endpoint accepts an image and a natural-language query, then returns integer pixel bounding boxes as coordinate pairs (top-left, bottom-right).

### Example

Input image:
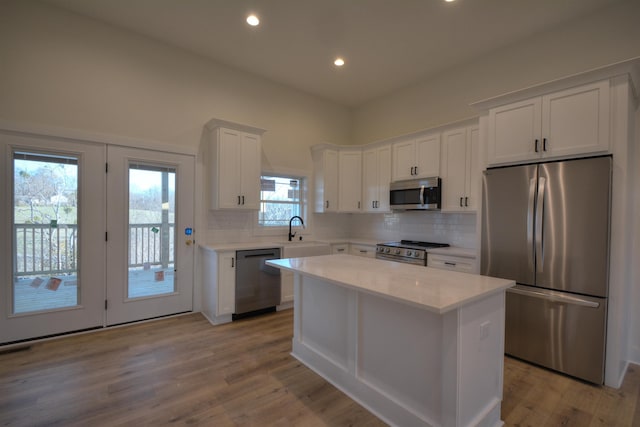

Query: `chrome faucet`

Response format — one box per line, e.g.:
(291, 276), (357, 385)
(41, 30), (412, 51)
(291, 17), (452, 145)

(288, 216), (305, 241)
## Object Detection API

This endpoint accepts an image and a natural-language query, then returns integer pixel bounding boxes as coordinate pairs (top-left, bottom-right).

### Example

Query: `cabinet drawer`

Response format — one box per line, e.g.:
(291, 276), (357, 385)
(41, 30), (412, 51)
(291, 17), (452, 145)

(350, 244), (375, 258)
(427, 254), (476, 273)
(332, 244), (349, 254)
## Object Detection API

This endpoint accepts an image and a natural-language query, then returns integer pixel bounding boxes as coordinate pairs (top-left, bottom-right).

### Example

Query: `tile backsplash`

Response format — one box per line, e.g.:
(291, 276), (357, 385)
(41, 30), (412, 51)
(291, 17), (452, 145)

(204, 208), (477, 249)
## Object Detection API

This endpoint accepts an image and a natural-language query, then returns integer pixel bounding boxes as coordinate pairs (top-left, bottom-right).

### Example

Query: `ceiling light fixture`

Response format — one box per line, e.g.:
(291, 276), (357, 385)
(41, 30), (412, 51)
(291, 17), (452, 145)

(246, 14), (260, 26)
(334, 58), (345, 67)
(445, 0), (455, 2)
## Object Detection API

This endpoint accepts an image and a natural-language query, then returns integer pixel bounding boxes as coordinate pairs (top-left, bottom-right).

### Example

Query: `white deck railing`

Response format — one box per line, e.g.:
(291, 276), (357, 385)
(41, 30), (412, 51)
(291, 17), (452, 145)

(13, 223), (174, 277)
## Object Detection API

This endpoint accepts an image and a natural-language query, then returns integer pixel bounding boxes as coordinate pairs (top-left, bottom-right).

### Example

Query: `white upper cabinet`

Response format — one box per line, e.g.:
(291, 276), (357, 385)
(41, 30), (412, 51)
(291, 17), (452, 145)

(362, 145), (391, 212)
(338, 150), (363, 212)
(207, 120), (264, 210)
(441, 126), (479, 212)
(487, 80), (610, 166)
(312, 148), (338, 212)
(392, 132), (440, 181)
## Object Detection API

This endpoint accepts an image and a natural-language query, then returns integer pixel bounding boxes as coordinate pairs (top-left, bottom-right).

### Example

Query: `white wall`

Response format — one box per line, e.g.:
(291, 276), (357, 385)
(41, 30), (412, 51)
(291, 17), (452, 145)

(353, 0), (640, 145)
(0, 1), (353, 158)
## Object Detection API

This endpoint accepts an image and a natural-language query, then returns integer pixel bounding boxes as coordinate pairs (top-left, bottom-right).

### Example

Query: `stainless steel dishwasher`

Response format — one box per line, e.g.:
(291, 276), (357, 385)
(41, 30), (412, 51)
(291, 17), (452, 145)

(234, 248), (281, 318)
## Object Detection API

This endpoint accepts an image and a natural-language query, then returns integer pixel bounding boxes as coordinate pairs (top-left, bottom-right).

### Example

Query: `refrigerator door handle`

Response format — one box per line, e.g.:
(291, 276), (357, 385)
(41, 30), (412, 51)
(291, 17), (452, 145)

(535, 177), (546, 274)
(508, 286), (600, 308)
(527, 178), (536, 271)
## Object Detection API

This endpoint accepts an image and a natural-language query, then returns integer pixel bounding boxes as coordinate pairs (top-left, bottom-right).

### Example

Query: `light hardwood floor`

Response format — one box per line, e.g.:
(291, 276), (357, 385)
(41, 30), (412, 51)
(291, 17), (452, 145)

(1, 309), (639, 426)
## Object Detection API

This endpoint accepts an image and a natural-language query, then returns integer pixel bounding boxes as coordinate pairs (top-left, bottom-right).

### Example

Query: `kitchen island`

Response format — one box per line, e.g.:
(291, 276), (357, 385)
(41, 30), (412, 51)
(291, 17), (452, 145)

(267, 254), (514, 427)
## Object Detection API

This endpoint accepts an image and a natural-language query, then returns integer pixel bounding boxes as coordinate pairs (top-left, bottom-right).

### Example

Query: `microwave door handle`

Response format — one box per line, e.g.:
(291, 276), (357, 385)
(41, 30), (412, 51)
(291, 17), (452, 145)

(420, 185), (425, 206)
(527, 178), (536, 272)
(535, 177), (546, 274)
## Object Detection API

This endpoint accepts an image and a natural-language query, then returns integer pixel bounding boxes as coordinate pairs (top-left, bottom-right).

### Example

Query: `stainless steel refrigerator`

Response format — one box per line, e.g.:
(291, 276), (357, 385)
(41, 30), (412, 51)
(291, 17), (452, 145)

(481, 156), (611, 384)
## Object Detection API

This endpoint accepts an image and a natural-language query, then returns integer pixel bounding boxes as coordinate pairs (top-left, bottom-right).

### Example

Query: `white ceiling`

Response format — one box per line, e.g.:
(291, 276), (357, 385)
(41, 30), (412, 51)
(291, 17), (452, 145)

(44, 0), (625, 107)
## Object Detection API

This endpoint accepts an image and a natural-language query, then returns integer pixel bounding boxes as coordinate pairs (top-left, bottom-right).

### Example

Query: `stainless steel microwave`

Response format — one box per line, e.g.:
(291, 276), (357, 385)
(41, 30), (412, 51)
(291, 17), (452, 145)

(389, 177), (442, 210)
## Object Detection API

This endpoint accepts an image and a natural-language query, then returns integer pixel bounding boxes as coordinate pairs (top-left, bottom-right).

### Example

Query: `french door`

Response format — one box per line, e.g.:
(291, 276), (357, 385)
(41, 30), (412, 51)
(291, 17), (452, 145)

(0, 134), (106, 343)
(1, 134), (195, 344)
(105, 146), (194, 325)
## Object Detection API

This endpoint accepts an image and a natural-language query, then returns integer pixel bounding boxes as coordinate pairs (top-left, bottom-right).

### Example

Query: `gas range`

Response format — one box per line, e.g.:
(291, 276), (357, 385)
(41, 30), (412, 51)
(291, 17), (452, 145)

(375, 240), (450, 265)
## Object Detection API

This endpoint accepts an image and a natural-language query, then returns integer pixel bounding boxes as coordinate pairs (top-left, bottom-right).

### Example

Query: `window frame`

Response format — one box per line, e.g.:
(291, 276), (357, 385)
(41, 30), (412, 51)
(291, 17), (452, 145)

(253, 170), (310, 237)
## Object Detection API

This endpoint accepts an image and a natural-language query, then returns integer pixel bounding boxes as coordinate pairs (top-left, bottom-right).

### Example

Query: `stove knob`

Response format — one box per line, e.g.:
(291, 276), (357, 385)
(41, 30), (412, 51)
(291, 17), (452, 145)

(385, 248), (390, 253)
(406, 250), (412, 257)
(395, 249), (401, 255)
(415, 252), (421, 257)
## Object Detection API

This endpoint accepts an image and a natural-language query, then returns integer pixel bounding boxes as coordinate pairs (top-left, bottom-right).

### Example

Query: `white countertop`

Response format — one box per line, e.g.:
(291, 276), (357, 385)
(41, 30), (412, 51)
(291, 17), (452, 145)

(267, 254), (513, 314)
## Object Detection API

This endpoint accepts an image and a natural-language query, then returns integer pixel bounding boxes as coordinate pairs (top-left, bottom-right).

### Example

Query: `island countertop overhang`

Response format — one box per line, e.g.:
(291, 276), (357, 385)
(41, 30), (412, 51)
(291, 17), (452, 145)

(267, 254), (514, 314)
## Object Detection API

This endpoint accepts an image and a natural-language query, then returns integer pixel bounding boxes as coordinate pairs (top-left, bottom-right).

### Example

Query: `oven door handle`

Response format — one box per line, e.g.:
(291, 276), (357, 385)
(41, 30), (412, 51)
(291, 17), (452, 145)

(420, 185), (425, 206)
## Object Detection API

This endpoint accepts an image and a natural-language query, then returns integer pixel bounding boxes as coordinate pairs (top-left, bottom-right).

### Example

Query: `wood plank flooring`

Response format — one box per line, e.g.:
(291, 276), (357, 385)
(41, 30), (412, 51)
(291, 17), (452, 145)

(1, 309), (639, 426)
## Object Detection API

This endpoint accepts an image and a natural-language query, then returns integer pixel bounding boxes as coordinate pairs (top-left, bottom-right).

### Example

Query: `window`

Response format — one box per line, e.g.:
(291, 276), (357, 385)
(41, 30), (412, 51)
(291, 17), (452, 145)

(258, 175), (304, 227)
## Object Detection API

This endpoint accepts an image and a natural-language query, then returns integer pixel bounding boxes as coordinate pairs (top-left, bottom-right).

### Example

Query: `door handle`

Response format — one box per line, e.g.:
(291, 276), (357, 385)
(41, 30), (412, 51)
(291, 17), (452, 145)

(527, 177), (536, 272)
(508, 286), (599, 308)
(535, 177), (546, 274)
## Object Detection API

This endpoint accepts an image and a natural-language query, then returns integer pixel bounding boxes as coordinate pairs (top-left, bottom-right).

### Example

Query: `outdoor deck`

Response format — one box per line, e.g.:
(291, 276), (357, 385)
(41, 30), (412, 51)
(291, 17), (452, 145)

(14, 268), (175, 313)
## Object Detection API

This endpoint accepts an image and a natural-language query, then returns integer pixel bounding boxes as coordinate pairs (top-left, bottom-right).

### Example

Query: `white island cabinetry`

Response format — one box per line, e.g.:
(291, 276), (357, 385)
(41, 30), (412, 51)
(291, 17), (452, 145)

(268, 255), (514, 427)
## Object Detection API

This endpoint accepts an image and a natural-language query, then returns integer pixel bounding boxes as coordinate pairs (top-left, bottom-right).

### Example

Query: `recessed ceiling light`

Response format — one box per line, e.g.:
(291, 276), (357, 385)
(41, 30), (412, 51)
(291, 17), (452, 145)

(334, 58), (345, 67)
(445, 0), (455, 2)
(246, 14), (260, 26)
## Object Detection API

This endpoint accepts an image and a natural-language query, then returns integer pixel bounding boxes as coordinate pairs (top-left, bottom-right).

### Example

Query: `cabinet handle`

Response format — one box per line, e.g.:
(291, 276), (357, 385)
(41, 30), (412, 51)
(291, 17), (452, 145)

(460, 197), (464, 207)
(326, 200), (329, 209)
(465, 197), (469, 207)
(231, 257), (235, 268)
(543, 138), (547, 152)
(337, 248), (345, 252)
(242, 195), (245, 205)
(237, 196), (241, 205)
(444, 261), (457, 266)
(358, 201), (361, 209)
(375, 201), (378, 208)
(360, 250), (367, 254)
(414, 166), (418, 176)
(534, 139), (539, 153)
(410, 166), (415, 175)
(372, 201), (375, 209)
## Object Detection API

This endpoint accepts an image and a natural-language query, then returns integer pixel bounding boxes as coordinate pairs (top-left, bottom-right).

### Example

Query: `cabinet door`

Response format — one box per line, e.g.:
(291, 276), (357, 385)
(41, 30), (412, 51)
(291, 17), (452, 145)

(441, 128), (467, 212)
(376, 146), (391, 211)
(216, 129), (242, 209)
(487, 97), (542, 166)
(541, 80), (610, 158)
(239, 133), (261, 209)
(217, 252), (236, 315)
(338, 151), (362, 212)
(466, 126), (479, 211)
(391, 139), (416, 181)
(323, 150), (339, 212)
(414, 133), (440, 178)
(362, 148), (378, 212)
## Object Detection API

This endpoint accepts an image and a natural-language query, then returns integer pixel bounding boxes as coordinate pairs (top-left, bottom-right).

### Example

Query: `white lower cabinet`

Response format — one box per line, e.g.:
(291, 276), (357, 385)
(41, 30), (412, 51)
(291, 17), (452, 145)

(349, 243), (376, 258)
(427, 253), (477, 274)
(201, 248), (235, 324)
(331, 243), (349, 254)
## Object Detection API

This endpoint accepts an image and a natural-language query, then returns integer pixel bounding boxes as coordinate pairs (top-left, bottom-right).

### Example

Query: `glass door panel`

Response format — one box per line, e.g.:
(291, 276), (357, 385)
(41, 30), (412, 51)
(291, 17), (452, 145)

(1, 133), (105, 345)
(128, 165), (176, 299)
(13, 153), (79, 313)
(106, 146), (194, 326)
